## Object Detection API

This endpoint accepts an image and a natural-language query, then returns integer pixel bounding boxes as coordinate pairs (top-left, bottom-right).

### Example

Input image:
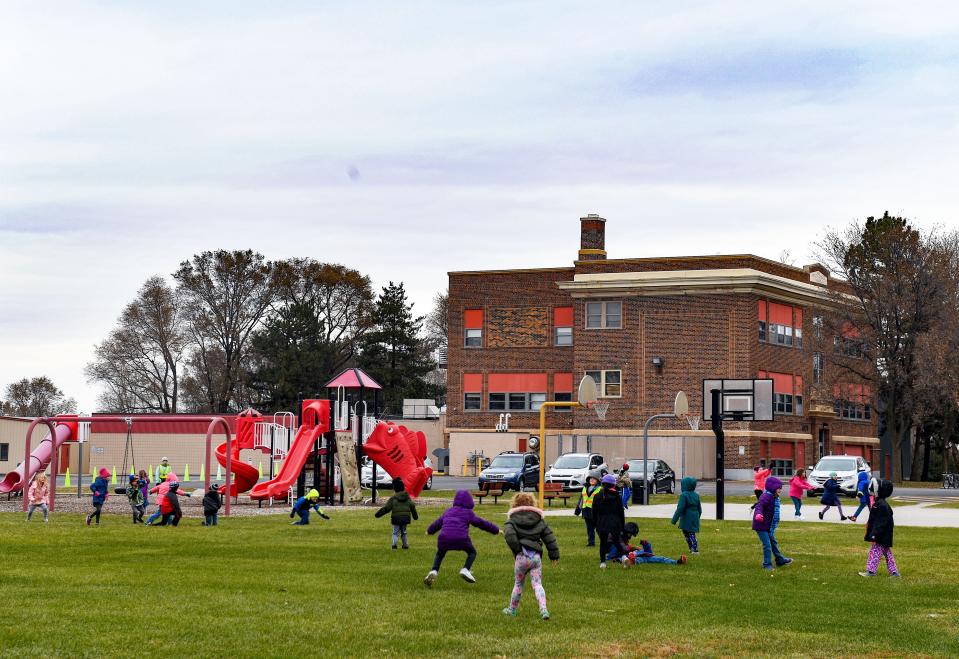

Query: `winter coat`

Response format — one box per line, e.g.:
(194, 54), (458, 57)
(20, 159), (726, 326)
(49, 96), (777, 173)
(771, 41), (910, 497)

(28, 480), (49, 505)
(426, 490), (499, 551)
(855, 472), (871, 501)
(202, 489), (222, 515)
(161, 489), (182, 515)
(90, 476), (109, 505)
(574, 483), (601, 520)
(375, 492), (418, 526)
(504, 506), (560, 561)
(592, 484), (625, 537)
(753, 468), (771, 491)
(752, 476), (783, 532)
(292, 496), (328, 518)
(771, 497), (781, 534)
(671, 476), (702, 533)
(139, 479), (150, 503)
(820, 478), (842, 506)
(127, 484), (144, 506)
(788, 476), (815, 499)
(865, 480), (894, 547)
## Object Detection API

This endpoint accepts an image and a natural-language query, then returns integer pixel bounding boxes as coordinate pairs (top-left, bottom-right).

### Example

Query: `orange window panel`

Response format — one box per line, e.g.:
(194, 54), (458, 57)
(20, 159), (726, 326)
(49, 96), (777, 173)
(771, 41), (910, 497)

(554, 372), (573, 393)
(757, 300), (767, 320)
(769, 302), (793, 326)
(794, 376), (803, 395)
(764, 371), (794, 394)
(794, 307), (803, 327)
(554, 306), (574, 327)
(463, 373), (483, 393)
(463, 309), (484, 329)
(488, 373), (548, 392)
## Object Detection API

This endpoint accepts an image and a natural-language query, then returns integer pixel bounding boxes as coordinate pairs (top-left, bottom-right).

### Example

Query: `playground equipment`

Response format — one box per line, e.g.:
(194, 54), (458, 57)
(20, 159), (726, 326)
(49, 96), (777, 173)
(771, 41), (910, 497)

(324, 367), (382, 501)
(215, 409), (265, 498)
(0, 416), (77, 495)
(363, 421), (433, 497)
(249, 400), (331, 500)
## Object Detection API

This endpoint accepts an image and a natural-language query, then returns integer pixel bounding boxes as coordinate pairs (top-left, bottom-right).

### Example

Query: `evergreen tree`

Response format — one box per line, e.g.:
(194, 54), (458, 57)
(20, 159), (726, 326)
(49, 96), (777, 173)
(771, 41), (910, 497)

(358, 282), (438, 413)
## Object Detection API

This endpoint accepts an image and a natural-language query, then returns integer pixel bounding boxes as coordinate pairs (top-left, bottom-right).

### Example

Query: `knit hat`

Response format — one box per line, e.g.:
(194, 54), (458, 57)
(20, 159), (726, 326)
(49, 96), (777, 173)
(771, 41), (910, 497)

(601, 474), (616, 486)
(169, 482), (179, 491)
(829, 472), (838, 478)
(623, 522), (639, 538)
(622, 464), (630, 471)
(211, 483), (219, 491)
(307, 488), (320, 500)
(392, 477), (405, 493)
(98, 468), (110, 478)
(128, 474), (137, 483)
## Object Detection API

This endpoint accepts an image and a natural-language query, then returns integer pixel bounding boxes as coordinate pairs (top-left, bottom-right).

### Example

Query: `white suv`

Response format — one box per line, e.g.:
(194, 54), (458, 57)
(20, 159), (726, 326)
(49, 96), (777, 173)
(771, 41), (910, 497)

(806, 455), (871, 497)
(544, 453), (608, 491)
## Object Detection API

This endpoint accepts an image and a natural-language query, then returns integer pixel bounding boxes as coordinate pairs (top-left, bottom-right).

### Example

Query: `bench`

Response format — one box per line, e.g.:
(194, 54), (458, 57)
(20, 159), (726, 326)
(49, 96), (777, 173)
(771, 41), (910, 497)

(542, 482), (572, 507)
(471, 482), (505, 504)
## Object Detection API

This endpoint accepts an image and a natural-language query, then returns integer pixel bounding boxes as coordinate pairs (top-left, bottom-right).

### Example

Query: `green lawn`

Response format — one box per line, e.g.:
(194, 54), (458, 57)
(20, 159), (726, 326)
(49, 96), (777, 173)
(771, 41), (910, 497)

(1, 510), (958, 658)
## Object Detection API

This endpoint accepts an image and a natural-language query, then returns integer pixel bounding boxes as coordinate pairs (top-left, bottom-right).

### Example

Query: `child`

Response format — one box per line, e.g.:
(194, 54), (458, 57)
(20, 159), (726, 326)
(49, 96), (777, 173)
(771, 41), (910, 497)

(202, 483), (222, 526)
(424, 490), (500, 586)
(592, 474), (625, 569)
(374, 477), (418, 549)
(126, 474), (145, 523)
(752, 476), (792, 570)
(573, 471), (602, 547)
(86, 468), (110, 526)
(750, 464), (771, 509)
(609, 523), (686, 566)
(502, 492), (559, 620)
(616, 464), (632, 509)
(138, 469), (151, 516)
(860, 479), (900, 577)
(290, 489), (330, 525)
(670, 476), (701, 553)
(159, 482), (184, 526)
(27, 473), (50, 523)
(818, 472), (847, 520)
(146, 474), (184, 525)
(788, 469), (815, 519)
(848, 471), (871, 522)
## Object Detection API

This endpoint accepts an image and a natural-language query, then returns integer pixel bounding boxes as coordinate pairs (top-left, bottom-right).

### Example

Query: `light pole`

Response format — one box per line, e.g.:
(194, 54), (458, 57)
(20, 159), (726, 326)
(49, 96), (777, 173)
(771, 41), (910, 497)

(642, 413), (675, 505)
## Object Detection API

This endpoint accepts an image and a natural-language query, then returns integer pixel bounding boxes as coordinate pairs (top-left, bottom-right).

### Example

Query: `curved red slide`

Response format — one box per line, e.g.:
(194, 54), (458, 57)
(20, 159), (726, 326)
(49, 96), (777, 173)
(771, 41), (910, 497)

(215, 441), (260, 497)
(249, 425), (324, 500)
(0, 424), (72, 493)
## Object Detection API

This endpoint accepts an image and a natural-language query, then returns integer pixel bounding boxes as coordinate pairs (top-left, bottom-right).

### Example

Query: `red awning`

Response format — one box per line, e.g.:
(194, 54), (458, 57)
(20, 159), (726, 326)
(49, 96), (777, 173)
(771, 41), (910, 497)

(324, 368), (383, 390)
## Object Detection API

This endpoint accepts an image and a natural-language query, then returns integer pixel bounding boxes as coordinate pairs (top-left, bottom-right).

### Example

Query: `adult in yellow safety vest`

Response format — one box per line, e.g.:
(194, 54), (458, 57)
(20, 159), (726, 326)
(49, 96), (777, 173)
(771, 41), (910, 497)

(155, 458), (173, 485)
(574, 470), (603, 547)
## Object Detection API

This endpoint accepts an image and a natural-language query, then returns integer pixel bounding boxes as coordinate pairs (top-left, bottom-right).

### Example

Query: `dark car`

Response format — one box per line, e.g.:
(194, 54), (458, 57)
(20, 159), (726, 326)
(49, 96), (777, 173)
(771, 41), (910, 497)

(625, 458), (676, 501)
(478, 452), (540, 492)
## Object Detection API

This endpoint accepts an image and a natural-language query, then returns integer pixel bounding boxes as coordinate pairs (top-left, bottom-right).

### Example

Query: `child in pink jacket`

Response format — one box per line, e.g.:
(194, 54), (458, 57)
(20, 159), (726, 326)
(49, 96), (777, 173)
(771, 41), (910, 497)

(788, 469), (816, 520)
(27, 473), (50, 522)
(750, 465), (771, 510)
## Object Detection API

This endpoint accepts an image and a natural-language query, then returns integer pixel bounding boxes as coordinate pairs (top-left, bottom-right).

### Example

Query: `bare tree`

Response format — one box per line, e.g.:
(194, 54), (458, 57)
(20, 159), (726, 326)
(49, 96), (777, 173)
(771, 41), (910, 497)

(425, 288), (448, 350)
(85, 276), (186, 412)
(174, 250), (276, 413)
(2, 376), (77, 416)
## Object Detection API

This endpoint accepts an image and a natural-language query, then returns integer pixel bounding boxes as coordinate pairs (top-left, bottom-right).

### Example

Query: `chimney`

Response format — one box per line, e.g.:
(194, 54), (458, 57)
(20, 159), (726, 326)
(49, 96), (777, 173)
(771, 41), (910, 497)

(579, 214), (607, 261)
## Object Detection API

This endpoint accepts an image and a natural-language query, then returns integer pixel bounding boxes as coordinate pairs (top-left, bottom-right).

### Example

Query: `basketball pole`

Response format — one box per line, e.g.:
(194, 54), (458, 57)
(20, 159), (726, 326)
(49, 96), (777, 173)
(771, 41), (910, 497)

(711, 388), (725, 520)
(537, 401), (580, 509)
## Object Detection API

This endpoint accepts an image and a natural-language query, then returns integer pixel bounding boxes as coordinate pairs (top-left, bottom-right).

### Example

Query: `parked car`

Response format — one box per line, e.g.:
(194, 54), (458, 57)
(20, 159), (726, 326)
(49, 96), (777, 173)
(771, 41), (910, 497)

(544, 453), (608, 491)
(361, 456), (433, 490)
(477, 452), (540, 491)
(625, 458), (676, 499)
(805, 455), (871, 497)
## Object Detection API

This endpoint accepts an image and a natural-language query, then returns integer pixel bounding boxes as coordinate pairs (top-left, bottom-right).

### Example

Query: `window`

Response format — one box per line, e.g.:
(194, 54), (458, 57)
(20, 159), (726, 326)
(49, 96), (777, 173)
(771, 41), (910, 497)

(774, 393), (794, 415)
(490, 392), (546, 412)
(465, 328), (482, 348)
(758, 300), (802, 349)
(530, 393), (546, 411)
(464, 393), (481, 410)
(813, 315), (823, 341)
(834, 400), (872, 421)
(770, 323), (794, 346)
(586, 370), (622, 398)
(769, 459), (794, 477)
(758, 319), (766, 342)
(555, 326), (572, 346)
(554, 392), (572, 403)
(489, 393), (506, 411)
(554, 306), (573, 346)
(585, 301), (622, 329)
(813, 352), (824, 384)
(0, 443), (7, 461)
(834, 336), (865, 359)
(760, 370), (802, 416)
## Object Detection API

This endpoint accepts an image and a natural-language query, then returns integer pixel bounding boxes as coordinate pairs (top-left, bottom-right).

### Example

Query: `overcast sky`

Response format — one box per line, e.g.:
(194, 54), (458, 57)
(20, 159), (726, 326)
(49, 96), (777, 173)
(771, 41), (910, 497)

(2, 1), (959, 412)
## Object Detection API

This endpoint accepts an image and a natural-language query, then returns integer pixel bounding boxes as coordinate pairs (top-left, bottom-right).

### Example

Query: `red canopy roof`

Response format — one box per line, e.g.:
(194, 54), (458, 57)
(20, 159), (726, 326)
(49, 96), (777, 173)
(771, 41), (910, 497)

(324, 367), (382, 390)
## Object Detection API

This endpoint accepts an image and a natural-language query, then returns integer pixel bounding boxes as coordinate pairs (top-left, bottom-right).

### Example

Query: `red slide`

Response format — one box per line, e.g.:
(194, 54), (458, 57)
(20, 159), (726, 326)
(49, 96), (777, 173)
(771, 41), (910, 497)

(249, 424), (324, 500)
(215, 440), (260, 497)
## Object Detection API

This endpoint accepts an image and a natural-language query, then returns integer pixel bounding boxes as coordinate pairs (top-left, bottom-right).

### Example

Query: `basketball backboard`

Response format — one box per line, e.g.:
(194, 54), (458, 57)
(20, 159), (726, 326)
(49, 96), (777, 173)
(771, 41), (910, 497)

(577, 375), (598, 406)
(702, 379), (774, 421)
(674, 391), (688, 418)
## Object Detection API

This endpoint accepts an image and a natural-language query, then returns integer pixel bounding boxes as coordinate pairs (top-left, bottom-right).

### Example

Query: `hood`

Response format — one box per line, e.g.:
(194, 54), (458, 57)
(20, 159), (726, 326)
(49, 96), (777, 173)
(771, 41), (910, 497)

(392, 478), (405, 493)
(681, 476), (697, 492)
(507, 505), (544, 522)
(98, 468), (111, 478)
(393, 491), (411, 504)
(601, 474), (617, 486)
(765, 476), (783, 493)
(857, 471), (870, 486)
(307, 488), (320, 500)
(878, 479), (894, 499)
(453, 490), (475, 509)
(166, 473), (179, 482)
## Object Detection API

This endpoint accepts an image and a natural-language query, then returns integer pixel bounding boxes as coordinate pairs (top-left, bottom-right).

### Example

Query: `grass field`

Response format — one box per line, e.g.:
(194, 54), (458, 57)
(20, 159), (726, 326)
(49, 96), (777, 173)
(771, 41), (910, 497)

(2, 507), (958, 658)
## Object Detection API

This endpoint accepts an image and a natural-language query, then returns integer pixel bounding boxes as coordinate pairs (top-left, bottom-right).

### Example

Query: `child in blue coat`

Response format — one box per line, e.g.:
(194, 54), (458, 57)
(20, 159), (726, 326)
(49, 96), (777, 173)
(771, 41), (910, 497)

(86, 468), (110, 526)
(818, 472), (847, 520)
(290, 489), (330, 525)
(848, 471), (871, 522)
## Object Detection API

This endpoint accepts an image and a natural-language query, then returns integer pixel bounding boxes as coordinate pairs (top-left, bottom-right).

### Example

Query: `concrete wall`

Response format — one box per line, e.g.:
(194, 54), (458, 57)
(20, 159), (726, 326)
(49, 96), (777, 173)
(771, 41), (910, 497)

(0, 417), (30, 474)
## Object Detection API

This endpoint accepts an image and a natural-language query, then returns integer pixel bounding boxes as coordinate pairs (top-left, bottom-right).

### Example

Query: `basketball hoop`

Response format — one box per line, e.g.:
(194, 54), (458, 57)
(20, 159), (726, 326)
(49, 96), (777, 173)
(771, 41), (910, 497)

(684, 414), (701, 431)
(590, 401), (610, 421)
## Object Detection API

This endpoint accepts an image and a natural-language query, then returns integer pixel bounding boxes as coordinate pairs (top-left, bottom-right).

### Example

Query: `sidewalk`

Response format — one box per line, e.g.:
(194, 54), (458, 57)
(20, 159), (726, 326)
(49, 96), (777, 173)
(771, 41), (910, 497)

(545, 502), (959, 528)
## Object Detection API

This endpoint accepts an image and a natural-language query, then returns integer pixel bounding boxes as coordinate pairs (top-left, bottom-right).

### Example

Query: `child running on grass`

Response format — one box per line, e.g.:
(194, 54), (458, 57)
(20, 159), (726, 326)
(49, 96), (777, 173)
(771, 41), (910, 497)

(752, 476), (792, 570)
(502, 492), (559, 620)
(126, 474), (145, 523)
(819, 472), (847, 520)
(670, 476), (701, 553)
(290, 489), (330, 525)
(202, 484), (222, 526)
(788, 469), (815, 520)
(26, 473), (49, 523)
(424, 490), (500, 587)
(159, 482), (184, 526)
(146, 474), (181, 526)
(375, 477), (418, 549)
(592, 474), (625, 569)
(86, 468), (110, 526)
(750, 464), (771, 510)
(860, 479), (900, 578)
(848, 471), (871, 522)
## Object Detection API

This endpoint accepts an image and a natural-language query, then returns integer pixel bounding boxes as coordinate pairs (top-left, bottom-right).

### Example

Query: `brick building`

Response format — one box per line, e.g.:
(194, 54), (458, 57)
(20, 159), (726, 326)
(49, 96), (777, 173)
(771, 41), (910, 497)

(446, 216), (878, 480)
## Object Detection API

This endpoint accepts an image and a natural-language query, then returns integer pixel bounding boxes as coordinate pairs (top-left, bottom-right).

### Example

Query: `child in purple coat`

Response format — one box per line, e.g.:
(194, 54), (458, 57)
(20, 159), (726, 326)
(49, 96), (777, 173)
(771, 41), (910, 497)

(752, 476), (793, 570)
(424, 490), (501, 587)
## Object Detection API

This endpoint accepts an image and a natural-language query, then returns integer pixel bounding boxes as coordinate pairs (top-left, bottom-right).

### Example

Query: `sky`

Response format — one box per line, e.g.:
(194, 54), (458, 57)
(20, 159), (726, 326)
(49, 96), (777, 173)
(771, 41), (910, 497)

(2, 1), (959, 413)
